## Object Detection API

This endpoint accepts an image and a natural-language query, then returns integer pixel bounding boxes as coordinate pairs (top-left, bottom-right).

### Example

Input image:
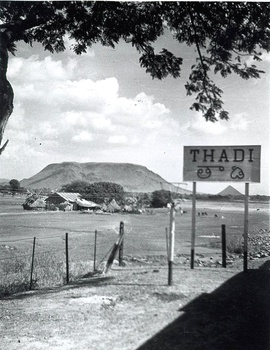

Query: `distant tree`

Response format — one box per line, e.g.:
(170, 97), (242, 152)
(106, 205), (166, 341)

(151, 190), (172, 208)
(84, 182), (125, 204)
(0, 2), (269, 152)
(9, 178), (20, 195)
(136, 193), (152, 207)
(9, 178), (20, 190)
(61, 180), (125, 204)
(60, 180), (90, 193)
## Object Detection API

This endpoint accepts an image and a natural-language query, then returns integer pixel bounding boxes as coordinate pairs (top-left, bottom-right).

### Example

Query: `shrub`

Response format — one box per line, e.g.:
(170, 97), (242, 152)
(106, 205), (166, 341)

(0, 257), (32, 297)
(226, 236), (243, 254)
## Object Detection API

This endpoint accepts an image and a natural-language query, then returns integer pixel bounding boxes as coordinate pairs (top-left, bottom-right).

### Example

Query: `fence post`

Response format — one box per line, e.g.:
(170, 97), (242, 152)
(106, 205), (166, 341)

(65, 232), (69, 284)
(29, 237), (36, 290)
(165, 227), (169, 261)
(221, 224), (226, 268)
(93, 230), (97, 271)
(119, 222), (124, 266)
(168, 203), (175, 286)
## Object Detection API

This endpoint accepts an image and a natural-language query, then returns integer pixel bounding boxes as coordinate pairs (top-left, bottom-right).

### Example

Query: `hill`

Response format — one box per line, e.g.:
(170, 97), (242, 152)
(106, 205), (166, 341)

(0, 178), (10, 185)
(218, 185), (243, 196)
(20, 162), (190, 193)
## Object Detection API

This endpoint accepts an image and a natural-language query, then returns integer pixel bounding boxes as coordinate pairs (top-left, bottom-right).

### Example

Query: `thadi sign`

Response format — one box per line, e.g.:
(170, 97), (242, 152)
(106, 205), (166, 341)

(183, 145), (261, 182)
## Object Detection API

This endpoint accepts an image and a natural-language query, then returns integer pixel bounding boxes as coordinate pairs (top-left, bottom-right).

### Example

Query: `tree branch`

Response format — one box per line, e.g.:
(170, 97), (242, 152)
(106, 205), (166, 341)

(188, 6), (209, 93)
(0, 139), (9, 155)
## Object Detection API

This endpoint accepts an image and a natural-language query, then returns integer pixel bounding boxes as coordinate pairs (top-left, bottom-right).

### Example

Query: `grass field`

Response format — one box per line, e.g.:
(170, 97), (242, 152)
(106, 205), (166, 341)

(0, 195), (269, 294)
(1, 195), (269, 349)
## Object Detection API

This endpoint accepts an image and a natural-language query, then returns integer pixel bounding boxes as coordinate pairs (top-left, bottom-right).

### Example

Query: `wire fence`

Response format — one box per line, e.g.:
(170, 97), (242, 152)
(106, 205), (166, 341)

(1, 208), (268, 297)
(0, 225), (122, 297)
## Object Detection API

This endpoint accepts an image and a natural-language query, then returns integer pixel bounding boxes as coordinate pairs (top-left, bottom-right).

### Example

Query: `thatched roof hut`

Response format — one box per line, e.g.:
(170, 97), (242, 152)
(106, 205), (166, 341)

(106, 199), (121, 213)
(23, 194), (47, 210)
(100, 202), (107, 211)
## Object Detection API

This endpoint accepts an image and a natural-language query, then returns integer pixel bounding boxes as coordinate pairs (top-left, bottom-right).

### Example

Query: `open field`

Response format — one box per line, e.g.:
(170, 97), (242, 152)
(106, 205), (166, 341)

(0, 195), (269, 261)
(0, 195), (269, 245)
(1, 196), (269, 349)
(0, 195), (269, 288)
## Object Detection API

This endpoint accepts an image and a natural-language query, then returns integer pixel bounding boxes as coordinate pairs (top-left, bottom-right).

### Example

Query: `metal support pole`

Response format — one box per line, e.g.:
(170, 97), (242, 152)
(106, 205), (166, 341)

(29, 237), (36, 290)
(168, 203), (175, 286)
(244, 183), (249, 272)
(191, 182), (196, 269)
(65, 232), (69, 284)
(221, 225), (226, 268)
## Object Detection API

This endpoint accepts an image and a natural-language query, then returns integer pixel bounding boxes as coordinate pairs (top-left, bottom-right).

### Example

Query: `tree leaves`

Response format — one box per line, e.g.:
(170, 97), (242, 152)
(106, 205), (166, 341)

(139, 48), (183, 79)
(0, 1), (269, 124)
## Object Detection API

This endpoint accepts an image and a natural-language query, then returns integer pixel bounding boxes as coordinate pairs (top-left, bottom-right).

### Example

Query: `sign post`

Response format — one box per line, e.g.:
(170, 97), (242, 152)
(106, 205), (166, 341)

(190, 182), (196, 269)
(244, 183), (249, 272)
(183, 145), (261, 272)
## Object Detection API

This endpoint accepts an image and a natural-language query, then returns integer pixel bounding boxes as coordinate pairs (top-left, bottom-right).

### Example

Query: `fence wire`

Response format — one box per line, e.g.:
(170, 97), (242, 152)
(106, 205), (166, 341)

(1, 208), (268, 297)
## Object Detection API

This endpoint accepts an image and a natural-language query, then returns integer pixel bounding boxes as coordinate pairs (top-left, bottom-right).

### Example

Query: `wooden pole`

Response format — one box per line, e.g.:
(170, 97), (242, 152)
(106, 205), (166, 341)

(244, 183), (249, 272)
(191, 182), (196, 269)
(118, 222), (124, 266)
(105, 221), (125, 273)
(29, 237), (36, 290)
(93, 230), (97, 271)
(165, 227), (169, 261)
(221, 224), (226, 268)
(168, 203), (175, 286)
(65, 232), (69, 284)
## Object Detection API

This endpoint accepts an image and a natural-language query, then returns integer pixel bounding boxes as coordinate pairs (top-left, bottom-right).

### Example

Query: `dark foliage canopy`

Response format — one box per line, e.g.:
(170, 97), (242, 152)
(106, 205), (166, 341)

(61, 180), (125, 204)
(9, 178), (20, 190)
(0, 1), (269, 150)
(60, 180), (90, 193)
(151, 189), (172, 208)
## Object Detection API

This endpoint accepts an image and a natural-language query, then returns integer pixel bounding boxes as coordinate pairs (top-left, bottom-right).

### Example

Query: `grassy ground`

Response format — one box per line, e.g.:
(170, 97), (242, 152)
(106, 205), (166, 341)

(0, 196), (269, 349)
(0, 195), (269, 294)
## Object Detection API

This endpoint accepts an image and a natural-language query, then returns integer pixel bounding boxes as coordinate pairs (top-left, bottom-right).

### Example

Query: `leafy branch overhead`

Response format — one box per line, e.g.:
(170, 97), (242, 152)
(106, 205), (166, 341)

(0, 1), (269, 150)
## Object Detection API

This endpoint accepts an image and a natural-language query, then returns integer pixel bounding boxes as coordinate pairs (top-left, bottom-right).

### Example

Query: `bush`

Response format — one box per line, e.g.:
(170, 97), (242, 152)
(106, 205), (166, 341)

(208, 236), (243, 254)
(226, 236), (243, 254)
(151, 190), (172, 208)
(0, 257), (32, 297)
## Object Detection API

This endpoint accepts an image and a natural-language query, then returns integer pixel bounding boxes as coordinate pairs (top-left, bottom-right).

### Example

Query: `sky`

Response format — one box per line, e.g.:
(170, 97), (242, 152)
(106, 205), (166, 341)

(1, 26), (270, 195)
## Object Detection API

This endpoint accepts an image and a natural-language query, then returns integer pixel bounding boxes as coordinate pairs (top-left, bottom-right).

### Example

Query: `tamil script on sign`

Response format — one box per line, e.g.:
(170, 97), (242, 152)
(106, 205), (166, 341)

(183, 145), (261, 182)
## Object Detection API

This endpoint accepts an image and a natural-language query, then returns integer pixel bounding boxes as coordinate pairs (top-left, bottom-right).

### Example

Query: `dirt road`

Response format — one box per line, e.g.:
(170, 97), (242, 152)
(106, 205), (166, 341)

(1, 260), (269, 350)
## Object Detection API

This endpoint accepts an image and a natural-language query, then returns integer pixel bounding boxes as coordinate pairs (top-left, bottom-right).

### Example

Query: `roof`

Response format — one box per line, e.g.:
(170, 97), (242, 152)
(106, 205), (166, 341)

(46, 192), (81, 202)
(76, 198), (101, 208)
(107, 199), (121, 212)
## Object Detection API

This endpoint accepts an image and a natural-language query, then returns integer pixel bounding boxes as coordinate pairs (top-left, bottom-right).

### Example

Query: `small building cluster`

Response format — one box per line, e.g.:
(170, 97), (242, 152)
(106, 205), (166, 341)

(22, 192), (142, 214)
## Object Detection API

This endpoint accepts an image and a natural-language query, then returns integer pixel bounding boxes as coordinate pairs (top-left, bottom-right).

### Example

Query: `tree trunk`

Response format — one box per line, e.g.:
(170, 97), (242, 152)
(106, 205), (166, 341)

(0, 31), (14, 154)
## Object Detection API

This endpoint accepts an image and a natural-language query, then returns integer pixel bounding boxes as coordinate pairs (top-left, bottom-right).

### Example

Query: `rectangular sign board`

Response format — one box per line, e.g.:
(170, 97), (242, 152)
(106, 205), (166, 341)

(183, 145), (261, 182)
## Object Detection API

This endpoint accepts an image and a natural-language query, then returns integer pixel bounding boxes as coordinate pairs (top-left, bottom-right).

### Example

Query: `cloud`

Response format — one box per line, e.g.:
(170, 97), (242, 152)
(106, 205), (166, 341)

(230, 113), (249, 131)
(107, 135), (128, 144)
(72, 131), (93, 142)
(5, 53), (174, 163)
(8, 56), (77, 82)
(182, 113), (228, 135)
(181, 111), (251, 137)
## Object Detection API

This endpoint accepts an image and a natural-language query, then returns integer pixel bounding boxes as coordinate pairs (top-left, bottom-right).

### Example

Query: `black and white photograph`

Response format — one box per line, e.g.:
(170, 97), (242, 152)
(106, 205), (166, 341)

(0, 1), (269, 349)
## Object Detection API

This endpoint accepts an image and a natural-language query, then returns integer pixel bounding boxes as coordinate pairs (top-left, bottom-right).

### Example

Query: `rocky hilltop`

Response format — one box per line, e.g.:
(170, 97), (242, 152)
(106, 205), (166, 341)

(217, 185), (243, 196)
(20, 162), (189, 193)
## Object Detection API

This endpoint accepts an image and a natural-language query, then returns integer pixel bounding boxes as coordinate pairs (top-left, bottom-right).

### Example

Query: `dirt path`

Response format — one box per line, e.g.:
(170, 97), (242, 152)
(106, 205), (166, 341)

(1, 260), (269, 350)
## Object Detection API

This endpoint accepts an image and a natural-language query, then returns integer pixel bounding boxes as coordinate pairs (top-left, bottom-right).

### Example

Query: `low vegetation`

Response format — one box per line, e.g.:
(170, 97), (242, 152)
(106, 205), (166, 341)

(0, 252), (97, 298)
